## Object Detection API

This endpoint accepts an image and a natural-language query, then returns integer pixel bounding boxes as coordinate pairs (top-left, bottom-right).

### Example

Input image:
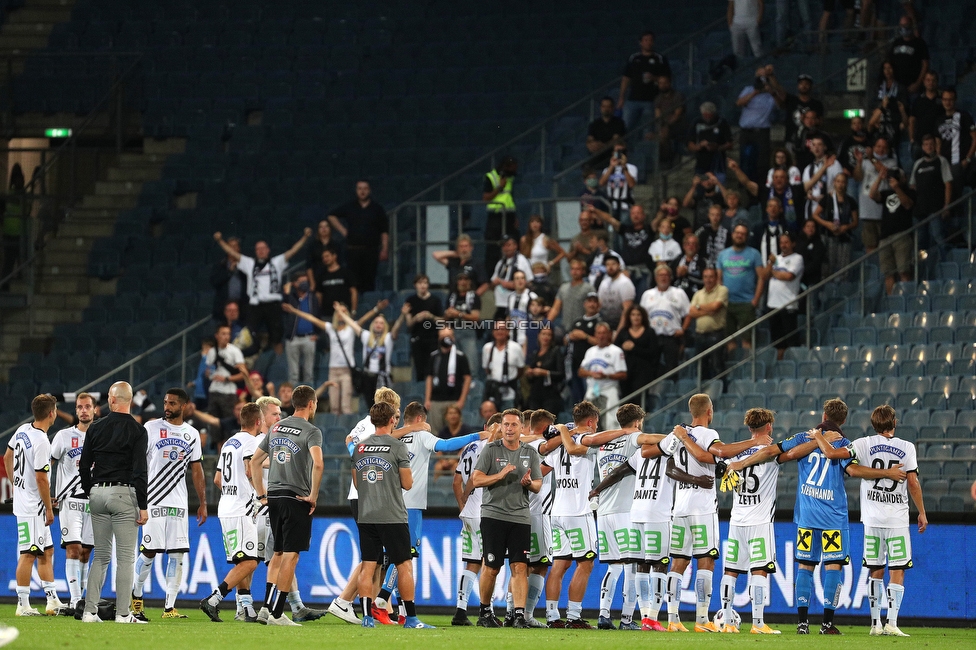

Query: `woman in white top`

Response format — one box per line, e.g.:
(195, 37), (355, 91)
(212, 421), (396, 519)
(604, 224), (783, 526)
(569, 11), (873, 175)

(335, 300), (405, 406)
(766, 148), (802, 188)
(519, 214), (566, 271)
(282, 300), (378, 414)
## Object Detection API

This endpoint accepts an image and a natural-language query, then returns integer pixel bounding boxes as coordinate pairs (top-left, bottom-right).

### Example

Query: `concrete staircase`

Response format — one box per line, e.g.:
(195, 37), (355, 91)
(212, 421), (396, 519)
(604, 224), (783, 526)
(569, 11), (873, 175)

(0, 0), (75, 73)
(0, 138), (185, 377)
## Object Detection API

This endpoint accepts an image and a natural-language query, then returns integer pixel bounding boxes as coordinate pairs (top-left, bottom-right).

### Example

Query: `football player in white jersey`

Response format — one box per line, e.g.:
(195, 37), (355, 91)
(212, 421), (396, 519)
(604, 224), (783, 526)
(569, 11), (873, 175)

(4, 395), (65, 616)
(50, 392), (96, 612)
(847, 405), (926, 637)
(717, 408), (790, 634)
(666, 394), (769, 632)
(200, 403), (263, 622)
(543, 401), (636, 629)
(451, 413), (503, 626)
(329, 387), (430, 623)
(593, 404), (668, 630)
(373, 402), (486, 622)
(131, 388), (207, 620)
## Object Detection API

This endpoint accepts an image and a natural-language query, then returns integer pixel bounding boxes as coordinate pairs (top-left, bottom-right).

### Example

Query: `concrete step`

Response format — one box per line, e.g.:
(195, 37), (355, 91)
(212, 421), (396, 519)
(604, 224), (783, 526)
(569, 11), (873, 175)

(4, 307), (82, 325)
(58, 221), (113, 238)
(42, 251), (89, 268)
(106, 166), (162, 182)
(44, 236), (97, 253)
(94, 180), (144, 196)
(1, 322), (55, 336)
(80, 194), (138, 210)
(25, 294), (89, 310)
(27, 0), (75, 7)
(143, 138), (186, 155)
(0, 22), (54, 36)
(118, 152), (169, 166)
(0, 34), (49, 49)
(65, 208), (117, 221)
(6, 7), (73, 23)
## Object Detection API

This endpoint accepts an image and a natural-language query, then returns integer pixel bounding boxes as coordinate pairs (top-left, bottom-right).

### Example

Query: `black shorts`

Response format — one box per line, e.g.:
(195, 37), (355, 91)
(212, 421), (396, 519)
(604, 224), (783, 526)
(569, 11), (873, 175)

(481, 517), (531, 569)
(269, 495), (312, 553)
(349, 499), (358, 522)
(358, 522), (412, 566)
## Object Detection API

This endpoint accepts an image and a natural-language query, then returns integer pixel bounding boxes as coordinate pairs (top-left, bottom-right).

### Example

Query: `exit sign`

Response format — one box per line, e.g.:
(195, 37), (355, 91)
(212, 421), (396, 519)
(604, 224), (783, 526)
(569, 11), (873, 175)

(44, 128), (72, 137)
(843, 109), (866, 118)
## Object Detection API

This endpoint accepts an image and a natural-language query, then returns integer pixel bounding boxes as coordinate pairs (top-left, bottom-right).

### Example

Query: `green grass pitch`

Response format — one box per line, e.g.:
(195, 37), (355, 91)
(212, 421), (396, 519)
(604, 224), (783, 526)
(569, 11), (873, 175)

(2, 606), (974, 649)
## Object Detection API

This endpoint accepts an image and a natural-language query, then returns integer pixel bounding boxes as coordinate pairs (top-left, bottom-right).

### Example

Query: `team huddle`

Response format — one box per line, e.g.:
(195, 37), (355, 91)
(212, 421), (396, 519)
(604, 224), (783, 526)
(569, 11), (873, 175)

(5, 386), (925, 634)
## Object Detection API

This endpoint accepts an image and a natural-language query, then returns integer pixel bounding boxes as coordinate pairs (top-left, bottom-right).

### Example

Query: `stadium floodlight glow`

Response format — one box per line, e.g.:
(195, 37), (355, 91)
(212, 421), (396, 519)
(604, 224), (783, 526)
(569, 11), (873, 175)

(842, 109), (865, 119)
(44, 128), (72, 137)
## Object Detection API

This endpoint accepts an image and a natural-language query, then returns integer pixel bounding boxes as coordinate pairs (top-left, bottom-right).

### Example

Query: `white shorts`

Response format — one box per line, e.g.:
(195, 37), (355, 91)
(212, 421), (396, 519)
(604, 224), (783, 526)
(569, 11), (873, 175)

(671, 513), (719, 560)
(17, 516), (52, 555)
(219, 516), (260, 563)
(862, 526), (913, 569)
(257, 513), (273, 563)
(460, 516), (483, 564)
(141, 506), (190, 553)
(724, 523), (776, 573)
(597, 512), (633, 562)
(528, 513), (553, 565)
(552, 515), (598, 560)
(59, 498), (94, 548)
(629, 520), (672, 565)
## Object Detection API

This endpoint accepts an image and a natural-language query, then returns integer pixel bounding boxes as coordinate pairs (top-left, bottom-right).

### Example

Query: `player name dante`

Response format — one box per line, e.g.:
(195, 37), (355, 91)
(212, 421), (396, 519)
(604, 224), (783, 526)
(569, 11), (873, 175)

(633, 487), (659, 500)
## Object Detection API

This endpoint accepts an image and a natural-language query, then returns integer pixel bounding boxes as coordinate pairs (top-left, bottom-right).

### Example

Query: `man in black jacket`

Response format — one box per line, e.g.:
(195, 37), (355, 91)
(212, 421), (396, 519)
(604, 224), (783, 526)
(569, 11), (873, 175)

(78, 381), (149, 623)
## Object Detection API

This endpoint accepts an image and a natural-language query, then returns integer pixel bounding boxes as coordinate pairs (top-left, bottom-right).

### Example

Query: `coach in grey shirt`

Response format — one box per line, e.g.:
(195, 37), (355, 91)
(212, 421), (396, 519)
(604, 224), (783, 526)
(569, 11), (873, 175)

(470, 408), (542, 628)
(251, 385), (323, 626)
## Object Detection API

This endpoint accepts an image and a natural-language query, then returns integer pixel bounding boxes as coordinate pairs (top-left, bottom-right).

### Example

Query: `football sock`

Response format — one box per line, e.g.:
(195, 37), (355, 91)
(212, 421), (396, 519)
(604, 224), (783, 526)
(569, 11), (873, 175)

(795, 568), (813, 621)
(80, 560), (89, 594)
(377, 565), (398, 603)
(868, 578), (884, 627)
(287, 590), (304, 614)
(271, 589), (287, 618)
(235, 591), (243, 615)
(456, 569), (477, 611)
(599, 564), (623, 618)
(361, 597), (373, 619)
(16, 586), (30, 608)
(823, 568), (842, 624)
(750, 574), (767, 628)
(621, 564), (637, 623)
(66, 558), (82, 606)
(636, 571), (651, 618)
(720, 573), (736, 626)
(404, 600), (416, 617)
(650, 572), (666, 620)
(207, 582), (229, 606)
(666, 571), (682, 623)
(546, 600), (560, 622)
(526, 574), (545, 619)
(264, 583), (275, 608)
(886, 583), (904, 627)
(695, 569), (713, 624)
(42, 581), (57, 604)
(240, 589), (255, 617)
(165, 554), (183, 610)
(480, 603), (493, 617)
(567, 600), (583, 621)
(133, 553), (152, 598)
(506, 591), (515, 615)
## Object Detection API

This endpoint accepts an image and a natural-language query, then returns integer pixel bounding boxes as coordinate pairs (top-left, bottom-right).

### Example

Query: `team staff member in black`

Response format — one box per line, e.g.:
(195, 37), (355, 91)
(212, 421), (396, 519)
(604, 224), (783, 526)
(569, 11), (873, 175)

(470, 409), (543, 629)
(250, 385), (324, 626)
(78, 381), (149, 624)
(327, 180), (389, 294)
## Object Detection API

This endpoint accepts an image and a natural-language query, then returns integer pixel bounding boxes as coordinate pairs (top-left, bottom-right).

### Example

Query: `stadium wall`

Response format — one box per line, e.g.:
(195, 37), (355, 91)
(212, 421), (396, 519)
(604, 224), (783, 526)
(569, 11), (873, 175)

(1, 515), (972, 620)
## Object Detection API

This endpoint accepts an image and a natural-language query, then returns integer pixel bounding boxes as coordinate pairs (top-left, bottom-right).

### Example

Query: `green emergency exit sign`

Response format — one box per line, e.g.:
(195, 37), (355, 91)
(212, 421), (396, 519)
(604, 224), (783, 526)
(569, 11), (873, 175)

(44, 128), (72, 137)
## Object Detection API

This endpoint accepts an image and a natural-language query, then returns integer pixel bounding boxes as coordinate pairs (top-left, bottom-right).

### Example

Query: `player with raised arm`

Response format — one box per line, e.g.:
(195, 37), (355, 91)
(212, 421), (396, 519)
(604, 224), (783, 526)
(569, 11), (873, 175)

(519, 410), (563, 627)
(131, 389), (207, 620)
(847, 405), (926, 637)
(50, 392), (96, 614)
(665, 394), (770, 632)
(4, 395), (65, 616)
(591, 404), (668, 630)
(726, 399), (906, 635)
(543, 401), (639, 629)
(451, 413), (503, 626)
(372, 402), (486, 623)
(717, 408), (798, 634)
(200, 403), (263, 622)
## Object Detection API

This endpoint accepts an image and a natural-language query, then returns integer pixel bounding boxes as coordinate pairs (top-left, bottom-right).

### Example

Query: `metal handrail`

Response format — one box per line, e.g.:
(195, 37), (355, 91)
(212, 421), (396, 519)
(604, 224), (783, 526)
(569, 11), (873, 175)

(387, 16), (728, 212)
(604, 187), (976, 421)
